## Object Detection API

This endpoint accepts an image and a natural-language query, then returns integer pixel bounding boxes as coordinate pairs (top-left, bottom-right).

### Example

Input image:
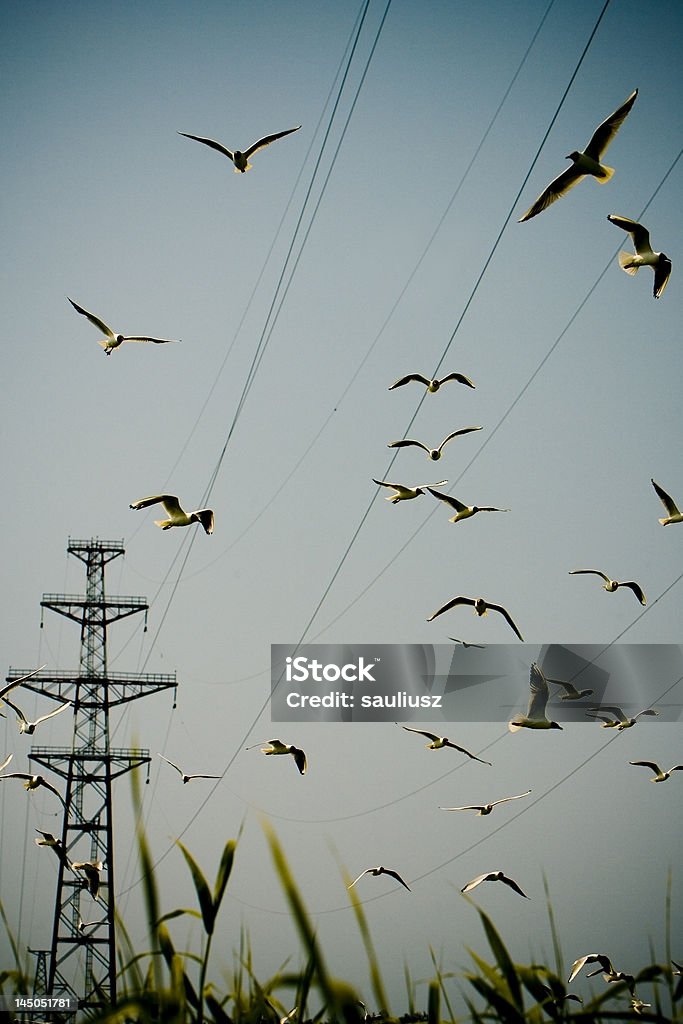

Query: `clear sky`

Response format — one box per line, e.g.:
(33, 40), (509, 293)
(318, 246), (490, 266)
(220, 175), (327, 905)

(1, 0), (682, 1013)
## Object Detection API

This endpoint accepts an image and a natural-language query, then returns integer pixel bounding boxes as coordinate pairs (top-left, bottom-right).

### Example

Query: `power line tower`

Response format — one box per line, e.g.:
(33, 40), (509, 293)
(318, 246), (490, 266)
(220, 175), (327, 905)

(6, 537), (176, 1015)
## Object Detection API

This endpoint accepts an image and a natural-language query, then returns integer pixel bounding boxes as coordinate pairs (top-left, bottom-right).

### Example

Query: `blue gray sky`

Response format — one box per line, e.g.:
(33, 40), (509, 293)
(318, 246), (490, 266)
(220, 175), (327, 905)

(1, 0), (682, 1012)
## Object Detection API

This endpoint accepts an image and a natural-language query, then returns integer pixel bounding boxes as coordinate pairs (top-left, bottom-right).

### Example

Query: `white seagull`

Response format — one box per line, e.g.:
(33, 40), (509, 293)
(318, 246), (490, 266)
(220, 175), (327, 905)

(427, 487), (510, 523)
(461, 870), (528, 898)
(388, 427), (483, 460)
(130, 495), (214, 535)
(348, 866), (411, 892)
(567, 954), (634, 993)
(629, 760), (683, 782)
(0, 665), (47, 702)
(549, 678), (594, 701)
(519, 88), (638, 222)
(157, 753), (220, 784)
(585, 705), (658, 730)
(72, 860), (103, 899)
(68, 298), (179, 355)
(178, 125), (301, 172)
(373, 478), (447, 504)
(0, 772), (66, 807)
(508, 664), (563, 732)
(651, 479), (683, 525)
(568, 569), (646, 605)
(35, 829), (71, 869)
(607, 215), (672, 298)
(427, 596), (524, 642)
(400, 725), (491, 765)
(440, 791), (531, 815)
(2, 695), (71, 735)
(246, 739), (307, 775)
(388, 372), (475, 393)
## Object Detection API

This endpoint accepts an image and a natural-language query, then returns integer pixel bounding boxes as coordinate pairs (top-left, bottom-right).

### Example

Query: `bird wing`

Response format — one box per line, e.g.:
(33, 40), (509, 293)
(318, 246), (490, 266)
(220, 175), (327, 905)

(607, 214), (653, 255)
(568, 954), (614, 984)
(187, 773), (221, 780)
(653, 256), (672, 299)
(389, 373), (430, 389)
(592, 705), (628, 722)
(243, 125), (301, 158)
(621, 581), (646, 604)
(1, 695), (28, 725)
(444, 740), (491, 765)
(158, 754), (183, 775)
(0, 772), (33, 781)
(569, 568), (610, 582)
(0, 665), (47, 700)
(440, 804), (481, 812)
(177, 132), (234, 160)
(518, 164), (584, 222)
(193, 508), (215, 535)
(651, 478), (680, 517)
(0, 754), (13, 772)
(527, 664), (550, 719)
(121, 336), (178, 344)
(501, 874), (529, 898)
(427, 488), (466, 512)
(629, 761), (660, 773)
(381, 868), (411, 891)
(33, 701), (71, 727)
(401, 725), (439, 742)
(493, 791), (531, 805)
(461, 872), (490, 893)
(348, 869), (371, 888)
(130, 494), (183, 515)
(584, 89), (638, 159)
(387, 439), (429, 452)
(427, 595), (475, 622)
(440, 426), (482, 449)
(633, 708), (658, 721)
(41, 779), (67, 805)
(291, 746), (307, 774)
(68, 298), (115, 339)
(489, 603), (524, 641)
(439, 372), (476, 388)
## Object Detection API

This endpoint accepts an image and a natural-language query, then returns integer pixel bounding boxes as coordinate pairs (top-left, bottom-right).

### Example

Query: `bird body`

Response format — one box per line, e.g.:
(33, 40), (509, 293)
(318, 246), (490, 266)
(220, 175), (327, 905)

(519, 89), (637, 222)
(400, 725), (491, 764)
(2, 695), (71, 734)
(388, 427), (482, 460)
(130, 494), (214, 534)
(607, 215), (671, 298)
(68, 298), (179, 354)
(373, 478), (447, 504)
(629, 760), (683, 782)
(247, 739), (307, 775)
(427, 595), (523, 641)
(569, 568), (646, 605)
(388, 372), (475, 393)
(509, 663), (563, 732)
(651, 479), (683, 525)
(461, 870), (528, 898)
(348, 866), (411, 891)
(178, 125), (301, 172)
(427, 487), (509, 522)
(440, 791), (530, 815)
(158, 753), (220, 783)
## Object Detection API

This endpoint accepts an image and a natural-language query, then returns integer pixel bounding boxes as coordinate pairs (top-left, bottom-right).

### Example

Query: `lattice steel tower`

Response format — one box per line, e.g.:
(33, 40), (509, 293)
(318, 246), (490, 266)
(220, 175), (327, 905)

(6, 537), (177, 1014)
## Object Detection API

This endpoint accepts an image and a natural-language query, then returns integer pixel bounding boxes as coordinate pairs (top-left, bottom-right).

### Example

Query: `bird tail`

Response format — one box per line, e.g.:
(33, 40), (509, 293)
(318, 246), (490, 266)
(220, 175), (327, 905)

(154, 519), (173, 530)
(507, 718), (523, 733)
(98, 340), (114, 353)
(596, 164), (615, 182)
(618, 251), (639, 275)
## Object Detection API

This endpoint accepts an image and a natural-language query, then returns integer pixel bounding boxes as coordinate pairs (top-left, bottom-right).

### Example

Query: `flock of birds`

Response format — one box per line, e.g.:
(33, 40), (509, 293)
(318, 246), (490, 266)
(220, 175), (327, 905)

(2, 84), (681, 1015)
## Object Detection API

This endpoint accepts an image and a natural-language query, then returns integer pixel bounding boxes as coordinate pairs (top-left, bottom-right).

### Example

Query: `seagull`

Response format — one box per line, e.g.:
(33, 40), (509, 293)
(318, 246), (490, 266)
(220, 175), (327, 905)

(35, 829), (71, 869)
(178, 125), (301, 172)
(373, 478), (447, 504)
(0, 772), (66, 807)
(519, 88), (638, 222)
(2, 695), (71, 735)
(400, 725), (491, 764)
(68, 298), (179, 355)
(0, 754), (12, 773)
(567, 954), (634, 993)
(388, 427), (483, 460)
(607, 215), (672, 298)
(461, 870), (528, 898)
(388, 372), (475, 393)
(157, 753), (221, 783)
(440, 791), (531, 815)
(427, 596), (524, 642)
(651, 479), (683, 525)
(77, 915), (107, 935)
(630, 997), (652, 1015)
(449, 638), (486, 649)
(427, 488), (510, 523)
(585, 705), (658, 730)
(549, 678), (594, 700)
(129, 495), (214, 534)
(568, 569), (646, 605)
(72, 860), (103, 899)
(508, 663), (563, 732)
(0, 665), (47, 702)
(348, 866), (411, 892)
(246, 739), (307, 775)
(629, 760), (683, 782)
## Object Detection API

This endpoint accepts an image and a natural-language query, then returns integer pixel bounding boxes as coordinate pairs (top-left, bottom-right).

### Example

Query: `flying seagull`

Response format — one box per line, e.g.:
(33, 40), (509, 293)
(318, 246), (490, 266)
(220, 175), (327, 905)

(400, 725), (491, 764)
(388, 372), (475, 393)
(461, 870), (528, 898)
(449, 638), (486, 649)
(35, 829), (71, 870)
(549, 678), (594, 701)
(508, 663), (563, 732)
(585, 705), (658, 730)
(72, 860), (103, 900)
(567, 954), (634, 993)
(629, 760), (683, 782)
(427, 487), (510, 523)
(607, 215), (671, 298)
(157, 753), (220, 784)
(568, 569), (646, 605)
(427, 596), (524, 642)
(651, 478), (683, 525)
(0, 665), (47, 702)
(373, 478), (447, 504)
(178, 125), (301, 172)
(348, 866), (411, 892)
(440, 791), (531, 815)
(0, 772), (66, 807)
(519, 88), (638, 222)
(2, 695), (71, 735)
(246, 739), (307, 775)
(130, 495), (214, 534)
(68, 298), (179, 355)
(388, 427), (483, 460)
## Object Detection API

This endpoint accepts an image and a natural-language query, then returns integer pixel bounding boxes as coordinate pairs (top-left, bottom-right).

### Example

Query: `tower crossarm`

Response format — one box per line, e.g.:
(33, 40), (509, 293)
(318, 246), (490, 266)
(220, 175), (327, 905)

(6, 668), (177, 706)
(30, 746), (151, 782)
(41, 593), (148, 627)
